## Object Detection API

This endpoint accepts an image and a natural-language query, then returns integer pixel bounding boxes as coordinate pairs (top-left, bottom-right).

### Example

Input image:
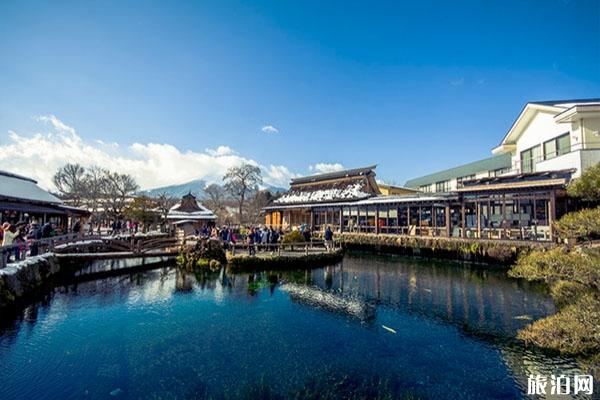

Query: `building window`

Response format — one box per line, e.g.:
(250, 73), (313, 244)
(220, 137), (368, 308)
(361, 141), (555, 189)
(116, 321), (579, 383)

(489, 167), (510, 177)
(543, 133), (571, 160)
(521, 145), (541, 173)
(435, 180), (450, 192)
(456, 174), (476, 186)
(420, 184), (432, 193)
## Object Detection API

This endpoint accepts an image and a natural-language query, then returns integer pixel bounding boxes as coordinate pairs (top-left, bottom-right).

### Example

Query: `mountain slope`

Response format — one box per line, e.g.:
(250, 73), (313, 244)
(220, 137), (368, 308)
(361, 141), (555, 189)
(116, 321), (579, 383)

(142, 179), (207, 198)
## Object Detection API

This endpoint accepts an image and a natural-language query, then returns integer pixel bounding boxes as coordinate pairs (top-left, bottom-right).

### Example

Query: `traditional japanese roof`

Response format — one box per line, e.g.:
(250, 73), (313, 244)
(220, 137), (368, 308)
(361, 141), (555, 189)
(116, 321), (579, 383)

(404, 153), (512, 189)
(457, 169), (574, 192)
(167, 193), (216, 220)
(290, 165), (377, 185)
(0, 170), (62, 205)
(275, 165), (380, 205)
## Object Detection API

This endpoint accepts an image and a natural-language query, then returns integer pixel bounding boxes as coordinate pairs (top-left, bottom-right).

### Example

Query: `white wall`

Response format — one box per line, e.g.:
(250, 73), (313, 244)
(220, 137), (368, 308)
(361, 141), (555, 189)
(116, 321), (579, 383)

(583, 117), (600, 149)
(536, 151), (582, 177)
(513, 111), (575, 170)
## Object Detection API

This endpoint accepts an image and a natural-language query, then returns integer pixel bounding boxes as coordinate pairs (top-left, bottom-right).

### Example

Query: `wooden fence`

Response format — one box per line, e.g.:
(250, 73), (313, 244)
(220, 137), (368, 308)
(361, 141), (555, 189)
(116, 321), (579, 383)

(0, 233), (178, 268)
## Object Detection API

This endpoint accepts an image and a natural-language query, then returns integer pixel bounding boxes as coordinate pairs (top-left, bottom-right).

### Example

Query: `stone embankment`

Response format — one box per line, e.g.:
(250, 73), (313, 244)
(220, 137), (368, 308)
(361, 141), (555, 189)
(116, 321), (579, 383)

(0, 254), (61, 308)
(335, 233), (553, 265)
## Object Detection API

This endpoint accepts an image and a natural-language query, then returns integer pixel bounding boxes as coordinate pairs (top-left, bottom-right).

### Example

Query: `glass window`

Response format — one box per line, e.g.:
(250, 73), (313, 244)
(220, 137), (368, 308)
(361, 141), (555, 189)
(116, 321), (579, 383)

(420, 184), (431, 193)
(521, 145), (541, 173)
(543, 133), (570, 160)
(489, 167), (510, 177)
(557, 134), (571, 156)
(435, 180), (450, 192)
(544, 140), (556, 160)
(457, 175), (476, 186)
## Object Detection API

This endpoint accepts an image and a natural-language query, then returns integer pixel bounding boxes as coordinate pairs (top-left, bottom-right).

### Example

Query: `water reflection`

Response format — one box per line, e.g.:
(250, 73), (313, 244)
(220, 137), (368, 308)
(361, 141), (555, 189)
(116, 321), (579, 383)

(281, 283), (376, 321)
(0, 253), (591, 400)
(308, 253), (555, 338)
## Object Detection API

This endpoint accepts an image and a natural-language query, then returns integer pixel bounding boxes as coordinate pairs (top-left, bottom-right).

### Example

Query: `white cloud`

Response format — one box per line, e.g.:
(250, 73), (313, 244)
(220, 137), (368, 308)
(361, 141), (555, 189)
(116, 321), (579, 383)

(261, 125), (279, 134)
(263, 165), (298, 187)
(205, 145), (235, 157)
(35, 114), (77, 136)
(0, 115), (295, 191)
(309, 163), (345, 174)
(450, 78), (464, 86)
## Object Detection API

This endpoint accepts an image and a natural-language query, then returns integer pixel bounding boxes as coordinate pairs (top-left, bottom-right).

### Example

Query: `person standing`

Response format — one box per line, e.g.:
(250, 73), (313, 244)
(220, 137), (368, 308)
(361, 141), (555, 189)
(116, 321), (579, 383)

(247, 228), (256, 256)
(2, 224), (19, 262)
(324, 225), (334, 252)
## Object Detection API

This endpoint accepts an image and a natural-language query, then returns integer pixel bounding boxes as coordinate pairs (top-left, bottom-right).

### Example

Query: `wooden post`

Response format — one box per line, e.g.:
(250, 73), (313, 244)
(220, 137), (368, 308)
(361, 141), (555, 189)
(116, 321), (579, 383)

(461, 201), (466, 238)
(476, 201), (481, 239)
(375, 205), (379, 235)
(445, 205), (451, 237)
(339, 207), (343, 233)
(549, 190), (556, 241)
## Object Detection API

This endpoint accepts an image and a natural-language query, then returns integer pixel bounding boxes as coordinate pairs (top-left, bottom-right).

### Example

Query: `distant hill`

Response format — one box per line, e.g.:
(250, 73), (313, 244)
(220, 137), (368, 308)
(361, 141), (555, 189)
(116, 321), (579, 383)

(141, 179), (207, 199)
(141, 179), (288, 199)
(262, 184), (287, 194)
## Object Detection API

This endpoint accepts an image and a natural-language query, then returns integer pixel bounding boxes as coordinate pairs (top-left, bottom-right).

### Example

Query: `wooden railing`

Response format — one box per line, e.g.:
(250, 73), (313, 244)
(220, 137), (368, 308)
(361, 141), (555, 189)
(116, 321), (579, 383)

(0, 232), (178, 268)
(228, 240), (340, 256)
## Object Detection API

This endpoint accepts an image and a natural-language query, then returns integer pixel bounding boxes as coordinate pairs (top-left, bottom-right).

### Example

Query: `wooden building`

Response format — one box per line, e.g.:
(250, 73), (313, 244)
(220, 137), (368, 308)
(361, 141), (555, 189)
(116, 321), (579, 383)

(265, 165), (381, 230)
(0, 169), (89, 230)
(167, 192), (216, 239)
(264, 166), (573, 241)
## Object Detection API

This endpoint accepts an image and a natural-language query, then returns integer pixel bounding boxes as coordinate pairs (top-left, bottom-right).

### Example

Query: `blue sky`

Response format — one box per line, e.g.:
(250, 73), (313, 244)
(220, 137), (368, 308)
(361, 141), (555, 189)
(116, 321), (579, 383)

(0, 0), (598, 189)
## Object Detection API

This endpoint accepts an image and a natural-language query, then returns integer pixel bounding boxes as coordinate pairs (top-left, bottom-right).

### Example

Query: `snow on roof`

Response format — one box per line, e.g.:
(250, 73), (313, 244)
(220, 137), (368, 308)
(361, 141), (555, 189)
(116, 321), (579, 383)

(275, 182), (372, 205)
(167, 199), (216, 220)
(0, 170), (62, 204)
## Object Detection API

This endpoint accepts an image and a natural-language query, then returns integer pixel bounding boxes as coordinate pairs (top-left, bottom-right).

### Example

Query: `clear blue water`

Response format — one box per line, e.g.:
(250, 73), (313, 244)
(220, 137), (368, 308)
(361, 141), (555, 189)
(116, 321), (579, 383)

(0, 253), (587, 399)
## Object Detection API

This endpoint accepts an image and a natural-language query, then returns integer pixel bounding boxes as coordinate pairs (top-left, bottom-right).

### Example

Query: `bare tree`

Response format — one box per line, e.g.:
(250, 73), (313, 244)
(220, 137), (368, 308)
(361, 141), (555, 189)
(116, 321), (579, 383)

(82, 166), (106, 214)
(154, 191), (178, 221)
(100, 171), (139, 217)
(204, 183), (226, 212)
(53, 163), (87, 206)
(247, 189), (274, 225)
(223, 164), (262, 224)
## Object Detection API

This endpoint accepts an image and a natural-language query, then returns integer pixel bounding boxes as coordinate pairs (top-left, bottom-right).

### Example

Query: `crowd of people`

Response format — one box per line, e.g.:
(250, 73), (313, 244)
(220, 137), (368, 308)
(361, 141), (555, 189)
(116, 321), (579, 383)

(2, 216), (337, 265)
(194, 224), (335, 256)
(0, 220), (59, 263)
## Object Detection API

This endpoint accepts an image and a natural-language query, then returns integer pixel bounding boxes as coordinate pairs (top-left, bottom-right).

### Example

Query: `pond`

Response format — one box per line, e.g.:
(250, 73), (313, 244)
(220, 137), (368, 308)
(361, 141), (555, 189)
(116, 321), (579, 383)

(0, 252), (587, 399)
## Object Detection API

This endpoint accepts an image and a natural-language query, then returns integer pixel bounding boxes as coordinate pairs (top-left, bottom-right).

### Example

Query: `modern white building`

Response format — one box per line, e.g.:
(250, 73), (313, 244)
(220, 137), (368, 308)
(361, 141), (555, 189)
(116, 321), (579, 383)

(492, 99), (600, 177)
(406, 98), (600, 192)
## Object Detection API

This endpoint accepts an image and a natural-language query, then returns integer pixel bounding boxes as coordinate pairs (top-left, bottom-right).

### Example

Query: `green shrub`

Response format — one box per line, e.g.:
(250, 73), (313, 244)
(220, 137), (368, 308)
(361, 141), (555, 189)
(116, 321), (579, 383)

(518, 294), (600, 356)
(509, 247), (600, 290)
(550, 280), (592, 308)
(567, 162), (600, 201)
(209, 259), (221, 271)
(178, 238), (226, 271)
(282, 230), (305, 243)
(554, 207), (600, 241)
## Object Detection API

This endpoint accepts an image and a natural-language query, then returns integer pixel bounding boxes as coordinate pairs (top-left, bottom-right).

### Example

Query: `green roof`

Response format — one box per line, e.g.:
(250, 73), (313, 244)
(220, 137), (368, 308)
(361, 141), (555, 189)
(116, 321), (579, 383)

(404, 153), (512, 188)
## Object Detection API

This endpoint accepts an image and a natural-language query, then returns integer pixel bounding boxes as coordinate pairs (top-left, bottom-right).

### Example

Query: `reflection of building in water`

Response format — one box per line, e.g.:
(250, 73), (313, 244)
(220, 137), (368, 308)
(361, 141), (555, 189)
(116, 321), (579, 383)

(309, 255), (555, 338)
(281, 283), (375, 321)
